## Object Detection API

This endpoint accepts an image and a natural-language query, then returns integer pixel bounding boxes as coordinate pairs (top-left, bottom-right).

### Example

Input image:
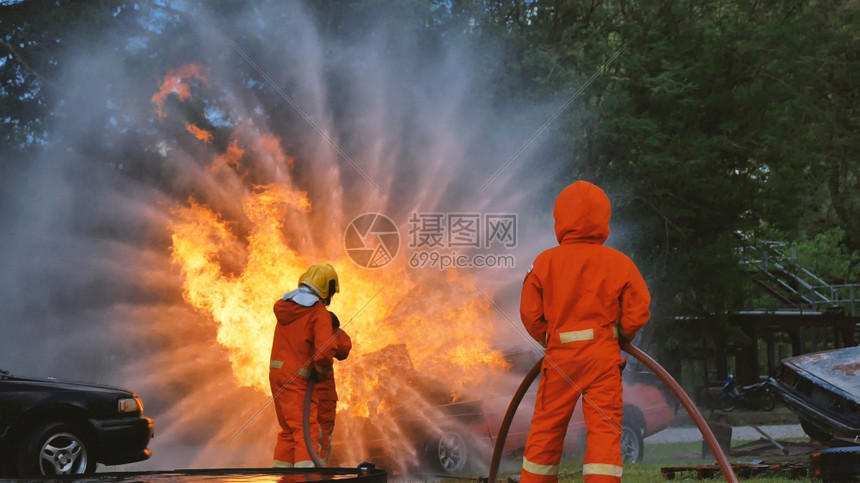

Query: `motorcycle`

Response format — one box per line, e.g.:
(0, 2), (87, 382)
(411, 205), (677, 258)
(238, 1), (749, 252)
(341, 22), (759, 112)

(719, 373), (776, 412)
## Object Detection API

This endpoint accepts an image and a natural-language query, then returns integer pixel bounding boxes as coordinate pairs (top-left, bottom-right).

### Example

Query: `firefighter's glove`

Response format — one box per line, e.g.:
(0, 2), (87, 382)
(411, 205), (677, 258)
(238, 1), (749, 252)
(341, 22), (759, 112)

(314, 363), (334, 381)
(619, 330), (634, 345)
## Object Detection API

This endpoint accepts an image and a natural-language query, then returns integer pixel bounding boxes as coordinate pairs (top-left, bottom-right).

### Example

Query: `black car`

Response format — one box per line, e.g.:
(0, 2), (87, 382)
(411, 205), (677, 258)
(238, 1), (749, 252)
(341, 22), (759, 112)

(0, 368), (153, 477)
(767, 346), (860, 444)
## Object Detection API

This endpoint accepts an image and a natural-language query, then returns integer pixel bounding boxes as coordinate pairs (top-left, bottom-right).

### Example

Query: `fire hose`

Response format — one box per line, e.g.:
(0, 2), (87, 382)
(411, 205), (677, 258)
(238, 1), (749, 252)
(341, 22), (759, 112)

(304, 376), (326, 468)
(486, 341), (738, 483)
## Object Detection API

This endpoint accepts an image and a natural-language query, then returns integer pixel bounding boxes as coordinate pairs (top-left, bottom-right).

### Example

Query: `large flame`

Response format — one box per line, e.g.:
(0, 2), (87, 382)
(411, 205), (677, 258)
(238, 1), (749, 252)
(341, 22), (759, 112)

(158, 63), (510, 471)
(151, 63), (208, 119)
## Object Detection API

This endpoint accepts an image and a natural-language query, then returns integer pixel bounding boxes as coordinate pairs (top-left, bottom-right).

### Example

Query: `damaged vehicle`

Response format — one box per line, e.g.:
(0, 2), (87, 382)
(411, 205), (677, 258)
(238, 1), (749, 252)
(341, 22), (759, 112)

(767, 346), (860, 444)
(334, 346), (678, 475)
(420, 371), (679, 473)
(0, 368), (154, 477)
(424, 350), (680, 472)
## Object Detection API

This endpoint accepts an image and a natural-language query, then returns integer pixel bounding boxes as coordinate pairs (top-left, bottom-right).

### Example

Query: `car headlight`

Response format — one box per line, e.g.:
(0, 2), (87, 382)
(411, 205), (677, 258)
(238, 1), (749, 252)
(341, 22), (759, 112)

(118, 397), (144, 414)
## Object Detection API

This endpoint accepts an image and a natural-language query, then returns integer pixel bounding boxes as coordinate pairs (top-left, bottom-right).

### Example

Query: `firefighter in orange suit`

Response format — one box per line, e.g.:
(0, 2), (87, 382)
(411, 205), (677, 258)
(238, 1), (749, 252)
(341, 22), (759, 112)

(520, 181), (651, 483)
(270, 263), (339, 468)
(315, 311), (351, 465)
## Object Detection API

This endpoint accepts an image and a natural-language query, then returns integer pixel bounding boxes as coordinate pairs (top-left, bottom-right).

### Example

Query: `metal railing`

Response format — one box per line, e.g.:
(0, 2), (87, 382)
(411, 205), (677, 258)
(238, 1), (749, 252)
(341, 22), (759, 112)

(739, 242), (859, 316)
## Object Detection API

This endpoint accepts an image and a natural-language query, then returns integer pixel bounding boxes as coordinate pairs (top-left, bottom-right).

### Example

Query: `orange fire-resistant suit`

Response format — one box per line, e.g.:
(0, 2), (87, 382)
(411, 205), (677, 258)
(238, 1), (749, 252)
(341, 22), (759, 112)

(314, 312), (352, 465)
(270, 290), (336, 468)
(520, 181), (651, 483)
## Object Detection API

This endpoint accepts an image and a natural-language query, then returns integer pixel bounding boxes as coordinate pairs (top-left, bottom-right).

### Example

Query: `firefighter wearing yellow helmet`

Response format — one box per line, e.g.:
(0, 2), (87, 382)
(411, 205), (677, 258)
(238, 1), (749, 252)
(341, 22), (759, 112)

(269, 263), (340, 468)
(298, 263), (340, 305)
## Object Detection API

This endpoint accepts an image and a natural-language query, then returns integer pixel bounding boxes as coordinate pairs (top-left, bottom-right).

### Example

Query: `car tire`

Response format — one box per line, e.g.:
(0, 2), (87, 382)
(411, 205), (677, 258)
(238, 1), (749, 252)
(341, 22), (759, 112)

(620, 422), (645, 464)
(15, 421), (95, 476)
(424, 426), (472, 474)
(810, 446), (860, 482)
(800, 418), (833, 444)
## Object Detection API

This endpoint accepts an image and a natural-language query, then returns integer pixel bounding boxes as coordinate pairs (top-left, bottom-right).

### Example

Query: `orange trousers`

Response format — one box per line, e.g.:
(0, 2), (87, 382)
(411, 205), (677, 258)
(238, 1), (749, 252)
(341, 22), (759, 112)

(521, 363), (623, 483)
(317, 399), (337, 463)
(270, 372), (321, 467)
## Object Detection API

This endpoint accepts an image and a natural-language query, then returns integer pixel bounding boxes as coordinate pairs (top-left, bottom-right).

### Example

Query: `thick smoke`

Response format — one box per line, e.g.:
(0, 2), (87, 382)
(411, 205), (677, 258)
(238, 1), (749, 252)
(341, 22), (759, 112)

(0, 1), (565, 474)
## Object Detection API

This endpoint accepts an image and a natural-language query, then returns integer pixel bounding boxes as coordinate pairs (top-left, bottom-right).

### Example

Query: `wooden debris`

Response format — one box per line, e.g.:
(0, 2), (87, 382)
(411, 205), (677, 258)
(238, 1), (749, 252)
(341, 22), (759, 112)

(660, 462), (808, 480)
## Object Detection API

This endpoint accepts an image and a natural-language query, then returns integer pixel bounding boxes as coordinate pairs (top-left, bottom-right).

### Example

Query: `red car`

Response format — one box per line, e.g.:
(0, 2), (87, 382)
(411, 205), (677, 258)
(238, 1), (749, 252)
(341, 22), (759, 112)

(335, 347), (678, 475)
(422, 352), (678, 473)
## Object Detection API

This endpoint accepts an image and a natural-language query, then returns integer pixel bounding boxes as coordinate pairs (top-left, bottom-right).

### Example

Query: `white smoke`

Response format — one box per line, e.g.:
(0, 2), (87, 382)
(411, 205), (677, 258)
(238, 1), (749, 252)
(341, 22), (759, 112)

(0, 0), (567, 475)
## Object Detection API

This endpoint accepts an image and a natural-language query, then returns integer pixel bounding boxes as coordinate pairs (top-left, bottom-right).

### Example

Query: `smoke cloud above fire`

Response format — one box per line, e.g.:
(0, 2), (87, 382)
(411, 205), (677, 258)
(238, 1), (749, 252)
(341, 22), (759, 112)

(0, 1), (567, 474)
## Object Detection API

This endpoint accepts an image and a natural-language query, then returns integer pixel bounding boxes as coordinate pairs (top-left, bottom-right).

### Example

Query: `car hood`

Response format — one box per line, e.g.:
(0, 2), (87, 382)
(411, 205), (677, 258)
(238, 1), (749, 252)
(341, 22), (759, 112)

(781, 346), (860, 402)
(1, 371), (135, 396)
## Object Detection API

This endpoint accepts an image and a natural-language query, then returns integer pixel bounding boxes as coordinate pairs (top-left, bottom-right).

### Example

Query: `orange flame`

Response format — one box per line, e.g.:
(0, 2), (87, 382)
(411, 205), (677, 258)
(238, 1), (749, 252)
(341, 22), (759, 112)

(152, 63), (209, 118)
(169, 190), (505, 401)
(186, 124), (213, 143)
(210, 140), (244, 174)
(155, 63), (510, 470)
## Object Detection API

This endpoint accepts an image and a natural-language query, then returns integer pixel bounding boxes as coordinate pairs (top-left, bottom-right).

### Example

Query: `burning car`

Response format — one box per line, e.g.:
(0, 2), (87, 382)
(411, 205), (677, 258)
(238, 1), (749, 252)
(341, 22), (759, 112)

(0, 368), (153, 477)
(332, 346), (678, 475)
(767, 346), (860, 444)
(422, 353), (679, 473)
(419, 372), (678, 474)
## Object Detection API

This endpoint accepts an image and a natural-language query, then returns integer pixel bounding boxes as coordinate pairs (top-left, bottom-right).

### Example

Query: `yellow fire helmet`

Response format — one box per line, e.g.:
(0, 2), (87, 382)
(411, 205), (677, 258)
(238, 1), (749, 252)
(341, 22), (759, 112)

(298, 263), (340, 302)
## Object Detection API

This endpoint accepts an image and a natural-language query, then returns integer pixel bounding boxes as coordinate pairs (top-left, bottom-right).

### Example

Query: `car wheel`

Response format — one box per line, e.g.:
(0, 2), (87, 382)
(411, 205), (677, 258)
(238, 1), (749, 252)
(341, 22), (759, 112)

(800, 418), (832, 444)
(425, 427), (470, 474)
(758, 390), (776, 412)
(620, 422), (644, 463)
(15, 422), (95, 476)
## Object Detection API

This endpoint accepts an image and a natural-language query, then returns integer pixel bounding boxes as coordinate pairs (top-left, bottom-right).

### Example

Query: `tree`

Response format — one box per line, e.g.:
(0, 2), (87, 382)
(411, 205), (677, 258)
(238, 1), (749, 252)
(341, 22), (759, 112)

(471, 0), (859, 370)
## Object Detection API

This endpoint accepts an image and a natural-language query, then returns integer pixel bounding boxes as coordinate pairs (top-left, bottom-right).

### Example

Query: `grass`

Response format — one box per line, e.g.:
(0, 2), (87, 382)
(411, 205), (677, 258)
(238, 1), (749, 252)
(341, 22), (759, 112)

(416, 439), (816, 483)
(526, 440), (813, 482)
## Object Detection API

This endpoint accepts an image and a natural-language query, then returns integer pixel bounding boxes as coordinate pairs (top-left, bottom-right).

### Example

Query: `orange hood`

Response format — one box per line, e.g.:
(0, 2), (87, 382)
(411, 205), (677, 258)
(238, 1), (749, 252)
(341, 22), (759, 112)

(553, 180), (611, 245)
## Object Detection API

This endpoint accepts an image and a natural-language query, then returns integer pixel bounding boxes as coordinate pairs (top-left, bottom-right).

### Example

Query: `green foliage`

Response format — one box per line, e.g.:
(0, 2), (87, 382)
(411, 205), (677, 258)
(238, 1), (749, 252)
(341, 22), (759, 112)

(795, 227), (860, 284)
(463, 1), (860, 375)
(0, 0), (136, 152)
(479, 0), (858, 312)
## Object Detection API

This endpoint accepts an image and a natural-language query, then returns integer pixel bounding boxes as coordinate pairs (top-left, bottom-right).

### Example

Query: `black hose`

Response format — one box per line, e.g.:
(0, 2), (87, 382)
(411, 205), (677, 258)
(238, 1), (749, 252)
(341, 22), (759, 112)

(303, 377), (325, 468)
(485, 344), (738, 483)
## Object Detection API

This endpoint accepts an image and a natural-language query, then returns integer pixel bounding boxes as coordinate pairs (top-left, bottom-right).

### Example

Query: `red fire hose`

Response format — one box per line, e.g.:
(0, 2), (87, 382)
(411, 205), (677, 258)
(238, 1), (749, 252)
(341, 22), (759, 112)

(304, 377), (326, 467)
(486, 342), (738, 483)
(621, 342), (737, 482)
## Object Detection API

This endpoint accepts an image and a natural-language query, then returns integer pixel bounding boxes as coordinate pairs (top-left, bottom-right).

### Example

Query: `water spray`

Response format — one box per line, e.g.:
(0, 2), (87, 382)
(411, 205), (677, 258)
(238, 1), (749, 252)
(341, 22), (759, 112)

(485, 341), (739, 483)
